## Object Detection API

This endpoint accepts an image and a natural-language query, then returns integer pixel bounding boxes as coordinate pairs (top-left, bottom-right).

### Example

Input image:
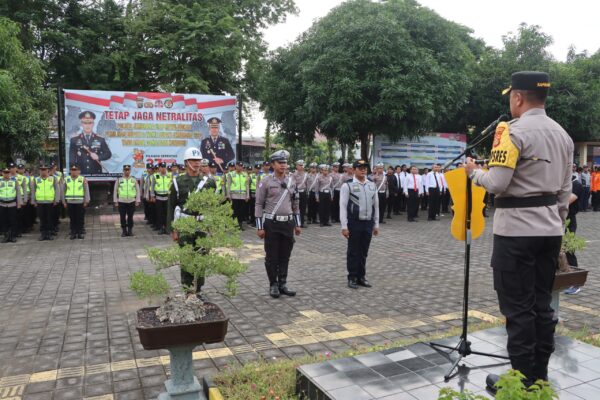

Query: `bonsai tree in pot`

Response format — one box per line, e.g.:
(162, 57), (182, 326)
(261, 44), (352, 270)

(129, 189), (247, 400)
(558, 219), (586, 273)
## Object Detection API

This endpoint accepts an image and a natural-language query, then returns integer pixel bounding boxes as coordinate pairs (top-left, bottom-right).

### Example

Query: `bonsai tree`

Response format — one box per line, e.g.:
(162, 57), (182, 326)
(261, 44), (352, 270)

(129, 189), (247, 323)
(558, 219), (586, 272)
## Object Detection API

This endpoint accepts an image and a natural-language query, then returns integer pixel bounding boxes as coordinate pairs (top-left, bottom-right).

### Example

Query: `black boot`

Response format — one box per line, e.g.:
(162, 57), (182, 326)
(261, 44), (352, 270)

(77, 233), (84, 239)
(8, 233), (16, 243)
(127, 227), (133, 236)
(70, 232), (76, 240)
(46, 231), (53, 240)
(357, 278), (372, 287)
(269, 284), (280, 298)
(278, 283), (296, 296)
(348, 279), (358, 289)
(39, 232), (46, 241)
(2, 234), (9, 243)
(121, 228), (127, 237)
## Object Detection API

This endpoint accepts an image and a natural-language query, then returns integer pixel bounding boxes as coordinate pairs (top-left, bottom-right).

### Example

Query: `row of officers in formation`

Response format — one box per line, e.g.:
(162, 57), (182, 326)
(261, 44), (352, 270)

(4, 158), (600, 245)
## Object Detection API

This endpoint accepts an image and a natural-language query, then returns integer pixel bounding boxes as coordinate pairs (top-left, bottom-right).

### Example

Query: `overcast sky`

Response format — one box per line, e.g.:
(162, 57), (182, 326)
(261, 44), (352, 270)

(246, 0), (600, 137)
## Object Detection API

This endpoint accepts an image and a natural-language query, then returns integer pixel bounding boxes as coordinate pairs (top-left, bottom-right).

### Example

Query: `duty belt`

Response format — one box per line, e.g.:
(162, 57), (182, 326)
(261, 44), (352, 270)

(297, 189), (306, 193)
(495, 195), (557, 209)
(263, 213), (293, 222)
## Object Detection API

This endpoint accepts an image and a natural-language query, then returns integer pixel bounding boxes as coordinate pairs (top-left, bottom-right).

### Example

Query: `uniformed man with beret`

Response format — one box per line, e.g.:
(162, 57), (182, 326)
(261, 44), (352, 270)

(370, 163), (388, 224)
(292, 160), (309, 228)
(255, 150), (301, 298)
(465, 71), (573, 391)
(200, 117), (235, 171)
(69, 111), (112, 174)
(168, 147), (217, 295)
(0, 166), (21, 243)
(340, 160), (379, 289)
(62, 165), (90, 240)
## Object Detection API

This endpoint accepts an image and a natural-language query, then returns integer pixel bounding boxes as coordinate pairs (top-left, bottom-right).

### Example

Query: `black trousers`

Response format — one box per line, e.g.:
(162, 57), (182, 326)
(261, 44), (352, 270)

(428, 188), (440, 220)
(318, 192), (332, 225)
(147, 200), (156, 225)
(492, 234), (562, 381)
(16, 207), (25, 234)
(593, 191), (600, 211)
(421, 193), (428, 210)
(155, 199), (168, 229)
(26, 202), (36, 228)
(179, 233), (206, 292)
(142, 199), (150, 220)
(566, 213), (578, 267)
(67, 203), (85, 234)
(441, 190), (450, 213)
(377, 193), (386, 223)
(393, 192), (401, 213)
(346, 219), (374, 280)
(298, 191), (308, 226)
(332, 189), (341, 222)
(406, 190), (419, 220)
(308, 192), (318, 222)
(37, 203), (54, 233)
(399, 189), (406, 212)
(231, 199), (246, 226)
(387, 193), (395, 217)
(248, 195), (256, 223)
(52, 202), (61, 229)
(264, 219), (295, 285)
(118, 202), (135, 229)
(0, 206), (17, 236)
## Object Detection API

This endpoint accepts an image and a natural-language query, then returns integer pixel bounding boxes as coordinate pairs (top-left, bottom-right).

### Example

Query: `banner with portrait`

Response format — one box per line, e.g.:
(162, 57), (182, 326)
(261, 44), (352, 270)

(64, 90), (238, 180)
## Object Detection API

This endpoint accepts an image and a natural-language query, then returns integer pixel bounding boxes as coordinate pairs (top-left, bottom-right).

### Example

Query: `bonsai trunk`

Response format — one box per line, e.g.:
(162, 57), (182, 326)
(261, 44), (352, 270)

(359, 132), (370, 161)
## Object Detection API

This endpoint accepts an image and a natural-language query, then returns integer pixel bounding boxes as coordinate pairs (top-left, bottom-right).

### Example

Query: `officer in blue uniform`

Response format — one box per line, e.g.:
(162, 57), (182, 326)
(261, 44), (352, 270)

(69, 111), (112, 174)
(200, 117), (235, 172)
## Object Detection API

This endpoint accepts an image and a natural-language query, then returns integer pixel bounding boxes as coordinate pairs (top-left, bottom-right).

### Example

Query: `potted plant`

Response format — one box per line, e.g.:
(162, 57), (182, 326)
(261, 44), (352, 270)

(555, 220), (588, 290)
(129, 189), (247, 399)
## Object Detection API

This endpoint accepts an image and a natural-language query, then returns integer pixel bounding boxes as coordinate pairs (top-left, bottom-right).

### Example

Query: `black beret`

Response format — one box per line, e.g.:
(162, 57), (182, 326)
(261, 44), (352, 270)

(79, 111), (96, 120)
(503, 71), (551, 95)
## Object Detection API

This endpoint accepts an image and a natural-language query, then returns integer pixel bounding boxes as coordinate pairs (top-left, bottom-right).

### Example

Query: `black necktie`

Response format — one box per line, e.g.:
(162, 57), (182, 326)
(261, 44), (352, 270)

(434, 173), (439, 189)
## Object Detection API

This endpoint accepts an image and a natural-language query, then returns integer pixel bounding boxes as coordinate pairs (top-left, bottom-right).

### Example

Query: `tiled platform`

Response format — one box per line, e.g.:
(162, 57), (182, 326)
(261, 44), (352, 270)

(296, 327), (600, 399)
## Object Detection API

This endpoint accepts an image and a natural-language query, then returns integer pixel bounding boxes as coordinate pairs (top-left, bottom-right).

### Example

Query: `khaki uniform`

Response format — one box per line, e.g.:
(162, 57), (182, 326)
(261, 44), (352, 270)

(315, 174), (334, 225)
(370, 173), (388, 223)
(292, 171), (308, 226)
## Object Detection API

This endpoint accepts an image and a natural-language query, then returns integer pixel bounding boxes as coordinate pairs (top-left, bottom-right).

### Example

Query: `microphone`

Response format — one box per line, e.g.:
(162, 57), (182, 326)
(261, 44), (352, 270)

(477, 114), (510, 139)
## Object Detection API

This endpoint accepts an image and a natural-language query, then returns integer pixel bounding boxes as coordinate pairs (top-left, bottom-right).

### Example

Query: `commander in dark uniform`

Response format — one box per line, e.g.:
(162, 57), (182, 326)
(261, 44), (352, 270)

(200, 117), (235, 172)
(465, 72), (574, 391)
(69, 111), (112, 174)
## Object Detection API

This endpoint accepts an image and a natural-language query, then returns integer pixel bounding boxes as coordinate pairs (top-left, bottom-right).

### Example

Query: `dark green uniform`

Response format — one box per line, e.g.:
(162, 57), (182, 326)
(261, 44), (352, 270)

(167, 173), (216, 293)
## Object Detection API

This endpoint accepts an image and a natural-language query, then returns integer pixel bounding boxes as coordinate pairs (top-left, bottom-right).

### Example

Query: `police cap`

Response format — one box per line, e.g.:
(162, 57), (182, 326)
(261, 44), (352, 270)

(79, 111), (96, 120)
(70, 165), (80, 171)
(227, 162), (235, 168)
(270, 150), (289, 163)
(123, 164), (131, 170)
(502, 71), (551, 95)
(7, 162), (16, 169)
(209, 161), (217, 168)
(17, 164), (24, 169)
(1, 167), (9, 173)
(319, 164), (329, 170)
(146, 163), (154, 169)
(353, 159), (368, 169)
(332, 162), (340, 167)
(296, 159), (305, 166)
(207, 117), (222, 125)
(200, 159), (209, 166)
(39, 164), (49, 170)
(309, 162), (317, 168)
(254, 163), (262, 169)
(376, 162), (384, 168)
(158, 162), (166, 168)
(170, 163), (178, 169)
(235, 161), (244, 166)
(262, 161), (271, 166)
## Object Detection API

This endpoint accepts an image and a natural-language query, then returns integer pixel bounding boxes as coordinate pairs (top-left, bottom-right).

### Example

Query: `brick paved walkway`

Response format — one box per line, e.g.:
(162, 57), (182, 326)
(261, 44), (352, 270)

(0, 207), (598, 399)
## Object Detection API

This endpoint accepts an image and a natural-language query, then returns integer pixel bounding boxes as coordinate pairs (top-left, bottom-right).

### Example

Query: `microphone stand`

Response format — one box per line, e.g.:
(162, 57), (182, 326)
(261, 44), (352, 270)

(429, 116), (510, 381)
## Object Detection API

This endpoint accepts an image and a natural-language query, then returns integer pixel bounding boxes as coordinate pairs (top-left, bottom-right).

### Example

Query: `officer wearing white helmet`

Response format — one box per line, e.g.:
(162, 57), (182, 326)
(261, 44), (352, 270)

(167, 147), (216, 296)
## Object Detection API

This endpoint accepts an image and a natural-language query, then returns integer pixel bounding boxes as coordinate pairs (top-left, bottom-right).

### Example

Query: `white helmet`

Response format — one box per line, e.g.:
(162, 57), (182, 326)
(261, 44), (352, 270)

(184, 147), (202, 161)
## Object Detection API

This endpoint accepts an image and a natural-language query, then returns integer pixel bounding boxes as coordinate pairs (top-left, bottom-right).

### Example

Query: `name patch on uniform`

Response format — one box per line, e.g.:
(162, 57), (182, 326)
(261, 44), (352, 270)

(352, 184), (361, 192)
(489, 121), (519, 169)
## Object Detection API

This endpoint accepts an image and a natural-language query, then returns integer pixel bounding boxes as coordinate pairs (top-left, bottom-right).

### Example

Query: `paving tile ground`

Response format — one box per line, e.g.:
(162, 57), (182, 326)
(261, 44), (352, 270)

(0, 207), (598, 399)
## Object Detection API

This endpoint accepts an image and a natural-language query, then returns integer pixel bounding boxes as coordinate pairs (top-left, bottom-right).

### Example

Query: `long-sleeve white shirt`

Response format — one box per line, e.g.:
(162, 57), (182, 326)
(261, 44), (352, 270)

(403, 173), (423, 196)
(425, 171), (446, 192)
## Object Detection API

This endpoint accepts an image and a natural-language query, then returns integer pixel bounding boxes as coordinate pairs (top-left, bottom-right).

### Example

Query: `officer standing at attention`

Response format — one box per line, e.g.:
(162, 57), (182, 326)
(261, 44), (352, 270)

(141, 163), (153, 223)
(31, 165), (60, 241)
(404, 166), (423, 222)
(0, 166), (21, 243)
(306, 162), (319, 224)
(465, 71), (573, 391)
(340, 160), (379, 289)
(226, 161), (249, 230)
(316, 164), (333, 226)
(331, 162), (341, 222)
(62, 165), (90, 240)
(255, 150), (301, 298)
(248, 165), (258, 225)
(200, 117), (235, 171)
(168, 148), (217, 295)
(370, 163), (388, 224)
(292, 160), (308, 228)
(150, 162), (172, 234)
(113, 165), (141, 237)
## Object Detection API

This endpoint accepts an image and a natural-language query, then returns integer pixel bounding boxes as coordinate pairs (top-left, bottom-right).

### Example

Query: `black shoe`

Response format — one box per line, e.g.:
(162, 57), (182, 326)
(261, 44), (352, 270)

(8, 235), (16, 243)
(348, 279), (358, 289)
(320, 224), (325, 227)
(386, 215), (392, 219)
(269, 284), (280, 298)
(357, 278), (372, 288)
(159, 228), (167, 235)
(301, 224), (307, 228)
(70, 233), (76, 240)
(121, 229), (127, 237)
(380, 220), (386, 224)
(127, 228), (133, 236)
(2, 236), (8, 243)
(77, 233), (84, 239)
(279, 285), (296, 296)
(486, 374), (499, 394)
(39, 234), (46, 241)
(324, 223), (332, 226)
(46, 234), (53, 240)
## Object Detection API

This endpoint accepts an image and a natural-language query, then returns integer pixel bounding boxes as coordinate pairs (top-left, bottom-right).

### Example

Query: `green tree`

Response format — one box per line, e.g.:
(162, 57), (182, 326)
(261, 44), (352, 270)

(0, 17), (53, 161)
(258, 0), (481, 159)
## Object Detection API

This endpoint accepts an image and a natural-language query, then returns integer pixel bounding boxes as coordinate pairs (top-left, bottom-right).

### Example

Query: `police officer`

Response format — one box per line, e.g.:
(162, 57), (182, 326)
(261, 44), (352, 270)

(340, 160), (379, 289)
(226, 161), (249, 230)
(31, 165), (60, 241)
(11, 164), (28, 237)
(248, 164), (259, 225)
(404, 166), (423, 222)
(62, 165), (90, 239)
(200, 117), (235, 171)
(370, 163), (388, 224)
(306, 162), (319, 224)
(69, 111), (112, 174)
(331, 162), (341, 222)
(315, 164), (333, 226)
(168, 147), (216, 295)
(141, 163), (154, 223)
(465, 71), (573, 390)
(150, 162), (172, 234)
(0, 166), (21, 243)
(255, 150), (301, 298)
(292, 160), (308, 228)
(114, 165), (140, 237)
